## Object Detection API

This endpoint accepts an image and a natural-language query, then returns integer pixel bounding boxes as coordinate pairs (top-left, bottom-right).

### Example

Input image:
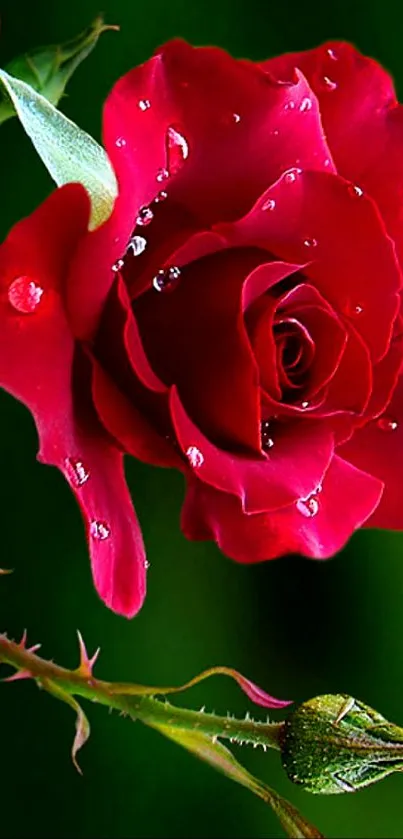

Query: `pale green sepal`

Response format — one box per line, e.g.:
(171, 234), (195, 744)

(0, 69), (117, 229)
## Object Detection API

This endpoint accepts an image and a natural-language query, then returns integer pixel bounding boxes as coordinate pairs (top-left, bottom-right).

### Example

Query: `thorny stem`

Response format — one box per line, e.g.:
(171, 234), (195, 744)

(0, 634), (283, 750)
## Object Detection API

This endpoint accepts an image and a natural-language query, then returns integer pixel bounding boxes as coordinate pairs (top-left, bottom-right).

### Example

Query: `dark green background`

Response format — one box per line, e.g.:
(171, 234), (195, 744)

(0, 1), (402, 836)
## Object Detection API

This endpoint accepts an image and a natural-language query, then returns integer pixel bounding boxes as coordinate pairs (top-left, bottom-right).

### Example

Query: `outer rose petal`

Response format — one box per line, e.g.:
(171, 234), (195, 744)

(0, 187), (146, 618)
(66, 53), (182, 340)
(104, 39), (335, 229)
(262, 42), (403, 264)
(182, 456), (383, 561)
(170, 386), (334, 512)
(340, 375), (403, 530)
(218, 169), (402, 360)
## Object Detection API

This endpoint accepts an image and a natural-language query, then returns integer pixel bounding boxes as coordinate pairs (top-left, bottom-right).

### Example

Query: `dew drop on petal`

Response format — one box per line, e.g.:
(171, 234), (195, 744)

(327, 47), (338, 60)
(322, 75), (337, 91)
(90, 520), (111, 540)
(348, 184), (364, 198)
(232, 112), (241, 123)
(8, 277), (44, 313)
(377, 415), (399, 432)
(156, 168), (169, 183)
(186, 446), (204, 468)
(154, 190), (168, 203)
(262, 197), (276, 212)
(128, 235), (147, 257)
(300, 400), (310, 409)
(112, 258), (124, 273)
(166, 126), (189, 175)
(345, 300), (364, 317)
(284, 168), (301, 184)
(284, 101), (296, 110)
(300, 97), (312, 112)
(296, 494), (319, 518)
(153, 265), (181, 292)
(115, 137), (126, 148)
(144, 559), (150, 569)
(261, 420), (274, 450)
(138, 99), (151, 111)
(136, 206), (154, 227)
(324, 157), (331, 168)
(65, 458), (90, 487)
(303, 237), (317, 248)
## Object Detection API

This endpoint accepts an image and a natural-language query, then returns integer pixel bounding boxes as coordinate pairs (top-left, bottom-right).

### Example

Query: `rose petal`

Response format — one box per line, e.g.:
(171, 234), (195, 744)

(340, 375), (403, 529)
(91, 354), (182, 468)
(218, 169), (402, 361)
(0, 187), (146, 618)
(170, 386), (334, 513)
(134, 249), (265, 453)
(182, 455), (383, 560)
(263, 42), (403, 265)
(104, 39), (335, 229)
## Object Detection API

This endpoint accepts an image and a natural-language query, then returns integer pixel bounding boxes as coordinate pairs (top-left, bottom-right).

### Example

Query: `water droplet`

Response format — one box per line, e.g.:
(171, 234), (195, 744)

(186, 446), (204, 468)
(153, 265), (181, 292)
(348, 184), (364, 198)
(8, 276), (44, 313)
(261, 420), (274, 450)
(138, 99), (151, 111)
(154, 190), (168, 203)
(296, 494), (319, 518)
(90, 520), (111, 540)
(300, 400), (310, 409)
(144, 559), (150, 569)
(377, 415), (398, 432)
(345, 301), (364, 317)
(136, 206), (154, 227)
(232, 112), (241, 123)
(324, 157), (331, 167)
(327, 47), (338, 60)
(167, 126), (189, 175)
(115, 137), (126, 148)
(156, 168), (169, 183)
(272, 129), (280, 136)
(262, 197), (276, 211)
(303, 237), (317, 248)
(300, 97), (312, 112)
(112, 258), (124, 272)
(322, 75), (337, 91)
(284, 101), (296, 110)
(284, 168), (301, 184)
(128, 235), (147, 257)
(65, 458), (89, 487)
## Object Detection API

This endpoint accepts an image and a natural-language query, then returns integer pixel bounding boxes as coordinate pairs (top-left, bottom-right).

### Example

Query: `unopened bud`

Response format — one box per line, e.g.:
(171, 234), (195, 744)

(280, 694), (403, 794)
(0, 16), (117, 124)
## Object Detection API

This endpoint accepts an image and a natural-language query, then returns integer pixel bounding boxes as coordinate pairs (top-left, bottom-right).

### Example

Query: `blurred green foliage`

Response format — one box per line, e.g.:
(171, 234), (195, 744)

(0, 0), (403, 836)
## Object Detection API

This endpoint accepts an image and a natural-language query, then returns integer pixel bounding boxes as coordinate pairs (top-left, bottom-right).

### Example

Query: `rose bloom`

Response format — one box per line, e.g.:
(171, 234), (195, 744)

(1, 40), (402, 616)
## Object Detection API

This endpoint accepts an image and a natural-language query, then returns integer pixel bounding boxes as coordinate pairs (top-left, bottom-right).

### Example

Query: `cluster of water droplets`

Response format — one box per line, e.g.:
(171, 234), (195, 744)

(261, 420), (274, 451)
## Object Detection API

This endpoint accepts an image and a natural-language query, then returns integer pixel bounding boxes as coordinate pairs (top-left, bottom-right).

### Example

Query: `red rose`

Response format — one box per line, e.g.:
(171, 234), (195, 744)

(1, 40), (403, 617)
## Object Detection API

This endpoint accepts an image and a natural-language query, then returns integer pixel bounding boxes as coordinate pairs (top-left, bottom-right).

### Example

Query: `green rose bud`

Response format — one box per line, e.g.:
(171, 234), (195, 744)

(280, 694), (403, 794)
(0, 16), (117, 124)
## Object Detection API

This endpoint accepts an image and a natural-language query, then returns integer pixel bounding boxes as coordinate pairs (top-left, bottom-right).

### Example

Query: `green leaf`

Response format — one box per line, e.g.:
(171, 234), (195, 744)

(0, 70), (117, 229)
(0, 17), (118, 125)
(41, 678), (90, 774)
(155, 725), (323, 839)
